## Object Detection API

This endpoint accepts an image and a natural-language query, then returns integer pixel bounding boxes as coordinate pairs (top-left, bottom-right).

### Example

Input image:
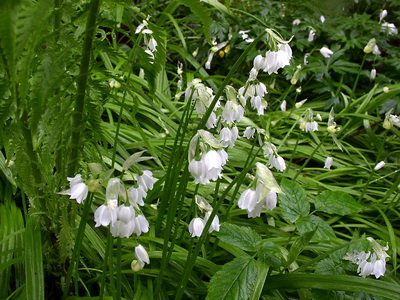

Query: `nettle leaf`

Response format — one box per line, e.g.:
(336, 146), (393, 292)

(278, 178), (309, 223)
(314, 191), (363, 216)
(207, 256), (257, 300)
(215, 223), (262, 252)
(296, 215), (335, 240)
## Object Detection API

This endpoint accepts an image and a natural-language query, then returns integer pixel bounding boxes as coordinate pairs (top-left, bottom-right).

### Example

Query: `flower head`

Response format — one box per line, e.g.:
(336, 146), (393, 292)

(320, 47), (333, 58)
(135, 245), (150, 267)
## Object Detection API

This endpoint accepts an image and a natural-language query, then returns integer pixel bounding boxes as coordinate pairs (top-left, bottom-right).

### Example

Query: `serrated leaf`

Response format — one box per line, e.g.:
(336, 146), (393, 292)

(207, 256), (257, 300)
(314, 191), (363, 216)
(296, 215), (335, 240)
(278, 179), (309, 223)
(215, 223), (262, 252)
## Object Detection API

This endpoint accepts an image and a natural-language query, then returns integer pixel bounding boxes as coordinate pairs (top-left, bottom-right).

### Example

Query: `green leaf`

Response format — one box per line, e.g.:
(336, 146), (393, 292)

(25, 217), (44, 300)
(257, 241), (283, 268)
(264, 274), (400, 299)
(207, 256), (257, 300)
(285, 230), (316, 268)
(314, 191), (363, 216)
(278, 179), (309, 223)
(296, 215), (335, 240)
(177, 0), (212, 43)
(215, 223), (262, 252)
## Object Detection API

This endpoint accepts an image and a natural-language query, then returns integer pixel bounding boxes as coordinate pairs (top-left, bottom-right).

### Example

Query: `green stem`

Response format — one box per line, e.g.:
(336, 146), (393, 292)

(115, 238), (122, 300)
(99, 232), (113, 300)
(62, 193), (94, 299)
(67, 0), (101, 176)
(293, 134), (329, 181)
(351, 54), (366, 96)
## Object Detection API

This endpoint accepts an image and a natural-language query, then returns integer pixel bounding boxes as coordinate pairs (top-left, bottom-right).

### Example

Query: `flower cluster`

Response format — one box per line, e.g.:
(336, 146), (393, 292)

(135, 18), (158, 62)
(238, 163), (282, 218)
(344, 237), (389, 279)
(94, 172), (155, 238)
(189, 149), (228, 185)
(188, 196), (220, 237)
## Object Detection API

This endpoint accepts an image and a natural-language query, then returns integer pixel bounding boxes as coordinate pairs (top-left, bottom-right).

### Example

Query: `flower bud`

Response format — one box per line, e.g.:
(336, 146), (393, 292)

(363, 38), (376, 54)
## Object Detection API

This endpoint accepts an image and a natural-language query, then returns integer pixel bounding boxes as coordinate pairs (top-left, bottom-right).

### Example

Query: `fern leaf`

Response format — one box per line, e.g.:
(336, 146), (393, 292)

(177, 0), (212, 43)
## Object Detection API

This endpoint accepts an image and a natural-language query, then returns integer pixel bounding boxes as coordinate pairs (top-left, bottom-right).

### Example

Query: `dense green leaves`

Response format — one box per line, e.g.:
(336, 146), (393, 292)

(296, 215), (336, 240)
(207, 256), (257, 300)
(215, 223), (262, 252)
(278, 179), (310, 223)
(315, 191), (363, 216)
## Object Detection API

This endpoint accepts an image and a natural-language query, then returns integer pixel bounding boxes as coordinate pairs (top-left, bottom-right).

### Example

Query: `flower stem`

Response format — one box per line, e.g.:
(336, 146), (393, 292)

(67, 0), (101, 176)
(62, 193), (94, 299)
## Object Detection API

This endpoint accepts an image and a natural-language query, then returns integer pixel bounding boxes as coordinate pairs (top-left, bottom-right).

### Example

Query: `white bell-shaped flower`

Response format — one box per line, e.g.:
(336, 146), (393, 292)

(188, 217), (206, 237)
(134, 214), (150, 236)
(66, 174), (89, 204)
(204, 211), (220, 233)
(94, 201), (118, 227)
(128, 186), (147, 206)
(137, 170), (155, 191)
(135, 245), (150, 267)
(238, 189), (259, 212)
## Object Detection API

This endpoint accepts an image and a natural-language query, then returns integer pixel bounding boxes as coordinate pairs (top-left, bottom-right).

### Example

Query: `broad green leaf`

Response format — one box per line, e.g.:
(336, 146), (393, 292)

(207, 256), (257, 300)
(285, 230), (316, 267)
(296, 215), (335, 240)
(314, 191), (363, 216)
(315, 258), (345, 275)
(278, 179), (309, 223)
(215, 223), (262, 252)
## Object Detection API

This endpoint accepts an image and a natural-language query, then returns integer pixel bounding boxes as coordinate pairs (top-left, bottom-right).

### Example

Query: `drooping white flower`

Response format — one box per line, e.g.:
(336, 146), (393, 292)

(320, 15), (325, 23)
(243, 126), (255, 139)
(128, 186), (147, 206)
(324, 157), (333, 169)
(280, 100), (287, 111)
(204, 211), (220, 233)
(269, 155), (286, 172)
(148, 38), (157, 52)
(106, 178), (122, 202)
(188, 217), (206, 237)
(110, 205), (136, 238)
(372, 45), (381, 55)
(263, 44), (292, 74)
(64, 174), (89, 204)
(379, 10), (388, 23)
(206, 112), (218, 129)
(238, 189), (259, 212)
(94, 200), (118, 227)
(262, 142), (276, 158)
(308, 29), (315, 42)
(220, 127), (239, 148)
(253, 55), (265, 71)
(222, 101), (245, 124)
(135, 245), (150, 267)
(137, 170), (155, 191)
(292, 19), (301, 25)
(134, 214), (150, 236)
(381, 22), (398, 35)
(370, 69), (377, 80)
(374, 161), (385, 171)
(320, 46), (333, 58)
(189, 159), (208, 184)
